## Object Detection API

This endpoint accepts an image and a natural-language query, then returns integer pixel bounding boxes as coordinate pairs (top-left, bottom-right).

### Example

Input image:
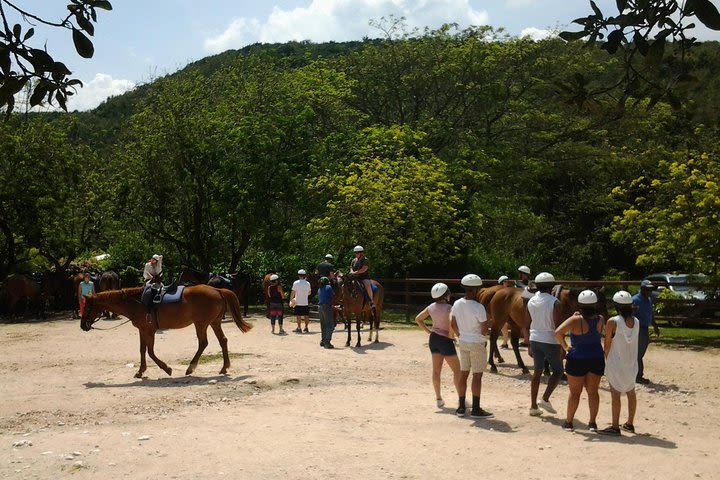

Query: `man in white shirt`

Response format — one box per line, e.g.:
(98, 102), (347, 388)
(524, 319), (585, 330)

(291, 269), (312, 333)
(450, 274), (493, 419)
(527, 272), (564, 417)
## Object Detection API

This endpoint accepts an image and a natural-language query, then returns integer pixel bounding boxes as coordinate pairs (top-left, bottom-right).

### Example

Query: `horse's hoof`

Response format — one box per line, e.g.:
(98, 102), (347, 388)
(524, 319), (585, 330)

(166, 368), (173, 376)
(185, 369), (193, 376)
(345, 342), (350, 347)
(219, 368), (228, 375)
(522, 368), (530, 375)
(374, 338), (379, 344)
(497, 356), (505, 364)
(490, 365), (498, 374)
(134, 372), (142, 379)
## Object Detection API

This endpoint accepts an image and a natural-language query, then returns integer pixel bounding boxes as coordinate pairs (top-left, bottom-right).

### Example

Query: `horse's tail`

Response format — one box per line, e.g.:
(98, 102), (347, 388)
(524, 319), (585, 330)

(220, 289), (253, 333)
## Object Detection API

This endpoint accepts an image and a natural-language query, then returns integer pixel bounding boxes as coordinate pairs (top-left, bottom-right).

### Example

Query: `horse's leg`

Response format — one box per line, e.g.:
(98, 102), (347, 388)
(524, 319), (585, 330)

(355, 314), (362, 348)
(372, 307), (380, 343)
(186, 322), (210, 376)
(135, 331), (148, 378)
(510, 331), (529, 374)
(345, 313), (351, 347)
(367, 311), (373, 342)
(145, 328), (173, 376)
(210, 321), (231, 375)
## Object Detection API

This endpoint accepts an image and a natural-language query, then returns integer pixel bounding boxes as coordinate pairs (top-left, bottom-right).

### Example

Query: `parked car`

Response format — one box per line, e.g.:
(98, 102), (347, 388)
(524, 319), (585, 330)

(643, 273), (718, 327)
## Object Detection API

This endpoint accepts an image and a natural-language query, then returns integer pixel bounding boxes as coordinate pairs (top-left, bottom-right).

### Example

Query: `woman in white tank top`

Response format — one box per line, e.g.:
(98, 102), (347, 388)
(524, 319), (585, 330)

(599, 291), (639, 436)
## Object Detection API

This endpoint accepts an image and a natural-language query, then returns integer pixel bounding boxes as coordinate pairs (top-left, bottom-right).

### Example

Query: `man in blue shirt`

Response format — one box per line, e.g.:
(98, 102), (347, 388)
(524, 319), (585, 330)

(317, 277), (335, 349)
(632, 280), (661, 384)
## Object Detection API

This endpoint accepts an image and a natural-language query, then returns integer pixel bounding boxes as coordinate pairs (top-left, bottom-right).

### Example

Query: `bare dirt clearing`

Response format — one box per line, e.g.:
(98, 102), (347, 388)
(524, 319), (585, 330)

(2, 314), (719, 479)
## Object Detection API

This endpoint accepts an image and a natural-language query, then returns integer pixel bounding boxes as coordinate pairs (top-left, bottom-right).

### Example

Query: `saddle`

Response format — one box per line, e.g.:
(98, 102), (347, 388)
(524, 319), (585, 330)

(142, 283), (185, 312)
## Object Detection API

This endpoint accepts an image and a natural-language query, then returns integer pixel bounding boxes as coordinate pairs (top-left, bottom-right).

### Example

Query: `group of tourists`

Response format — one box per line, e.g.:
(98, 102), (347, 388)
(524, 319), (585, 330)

(416, 268), (659, 435)
(265, 245), (374, 349)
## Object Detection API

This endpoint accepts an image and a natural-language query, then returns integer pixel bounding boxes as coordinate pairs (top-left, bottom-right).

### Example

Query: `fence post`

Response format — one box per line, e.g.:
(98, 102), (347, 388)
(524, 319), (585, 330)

(405, 271), (410, 322)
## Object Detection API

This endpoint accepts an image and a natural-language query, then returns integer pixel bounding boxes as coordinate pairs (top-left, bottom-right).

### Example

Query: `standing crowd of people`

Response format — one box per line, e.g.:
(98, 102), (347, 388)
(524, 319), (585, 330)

(415, 268), (659, 435)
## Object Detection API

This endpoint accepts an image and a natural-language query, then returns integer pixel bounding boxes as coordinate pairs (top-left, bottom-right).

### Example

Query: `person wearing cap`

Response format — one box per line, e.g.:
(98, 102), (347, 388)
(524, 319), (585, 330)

(497, 275), (514, 349)
(632, 280), (660, 384)
(599, 291), (640, 436)
(415, 282), (460, 409)
(317, 276), (335, 348)
(142, 254), (164, 322)
(555, 290), (606, 432)
(349, 245), (375, 307)
(143, 254), (163, 284)
(527, 272), (564, 418)
(450, 274), (493, 418)
(291, 269), (312, 333)
(267, 274), (286, 335)
(516, 265), (532, 288)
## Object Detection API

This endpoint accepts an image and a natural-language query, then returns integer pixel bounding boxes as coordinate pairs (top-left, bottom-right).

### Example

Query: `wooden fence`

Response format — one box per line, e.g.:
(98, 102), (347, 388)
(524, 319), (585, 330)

(377, 277), (720, 325)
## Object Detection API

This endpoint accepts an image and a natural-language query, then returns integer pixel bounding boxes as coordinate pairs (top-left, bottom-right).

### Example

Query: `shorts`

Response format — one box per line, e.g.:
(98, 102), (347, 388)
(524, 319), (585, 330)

(565, 356), (605, 377)
(428, 332), (457, 357)
(268, 302), (283, 316)
(530, 341), (563, 374)
(294, 305), (310, 316)
(457, 341), (487, 373)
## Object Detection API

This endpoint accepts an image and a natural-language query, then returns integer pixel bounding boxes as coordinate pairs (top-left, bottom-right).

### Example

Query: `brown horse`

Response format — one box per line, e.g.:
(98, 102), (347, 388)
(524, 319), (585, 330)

(338, 276), (384, 347)
(208, 273), (250, 316)
(80, 285), (253, 378)
(1, 274), (44, 319)
(97, 271), (121, 318)
(486, 286), (607, 374)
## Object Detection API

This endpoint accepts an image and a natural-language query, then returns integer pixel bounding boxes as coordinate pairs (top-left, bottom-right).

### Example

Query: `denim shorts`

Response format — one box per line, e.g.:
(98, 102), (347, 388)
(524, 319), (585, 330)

(529, 341), (563, 374)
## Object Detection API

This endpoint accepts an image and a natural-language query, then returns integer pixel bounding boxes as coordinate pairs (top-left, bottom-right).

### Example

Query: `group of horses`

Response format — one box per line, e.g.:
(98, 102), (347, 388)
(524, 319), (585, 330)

(0, 270), (120, 320)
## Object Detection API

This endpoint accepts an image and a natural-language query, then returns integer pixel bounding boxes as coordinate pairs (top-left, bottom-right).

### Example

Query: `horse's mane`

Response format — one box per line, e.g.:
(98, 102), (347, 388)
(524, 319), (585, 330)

(96, 287), (143, 301)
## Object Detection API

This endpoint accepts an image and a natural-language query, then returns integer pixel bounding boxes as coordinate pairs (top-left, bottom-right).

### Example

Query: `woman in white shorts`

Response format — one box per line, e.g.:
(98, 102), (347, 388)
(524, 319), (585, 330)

(416, 283), (460, 408)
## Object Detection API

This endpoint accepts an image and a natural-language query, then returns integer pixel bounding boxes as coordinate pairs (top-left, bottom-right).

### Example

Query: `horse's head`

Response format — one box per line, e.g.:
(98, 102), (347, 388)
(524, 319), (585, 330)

(80, 295), (102, 331)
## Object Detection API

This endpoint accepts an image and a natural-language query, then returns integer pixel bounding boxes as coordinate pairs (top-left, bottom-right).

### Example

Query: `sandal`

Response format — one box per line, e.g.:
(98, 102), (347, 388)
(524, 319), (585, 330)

(621, 423), (635, 433)
(598, 426), (621, 436)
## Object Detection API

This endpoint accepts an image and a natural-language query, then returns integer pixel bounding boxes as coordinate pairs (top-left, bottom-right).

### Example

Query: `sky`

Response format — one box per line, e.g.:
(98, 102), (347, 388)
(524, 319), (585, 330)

(11, 0), (720, 112)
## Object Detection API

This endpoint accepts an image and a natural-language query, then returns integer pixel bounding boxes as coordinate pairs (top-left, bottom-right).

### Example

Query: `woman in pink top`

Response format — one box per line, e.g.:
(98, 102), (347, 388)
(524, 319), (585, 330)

(416, 282), (460, 408)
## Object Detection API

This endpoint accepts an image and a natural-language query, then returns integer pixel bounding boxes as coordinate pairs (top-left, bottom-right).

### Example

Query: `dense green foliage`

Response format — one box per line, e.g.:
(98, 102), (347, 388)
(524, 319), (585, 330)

(2, 24), (720, 283)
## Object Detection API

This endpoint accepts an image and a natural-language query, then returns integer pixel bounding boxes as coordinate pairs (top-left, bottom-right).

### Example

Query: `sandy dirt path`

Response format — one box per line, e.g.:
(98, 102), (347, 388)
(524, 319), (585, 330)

(1, 314), (718, 479)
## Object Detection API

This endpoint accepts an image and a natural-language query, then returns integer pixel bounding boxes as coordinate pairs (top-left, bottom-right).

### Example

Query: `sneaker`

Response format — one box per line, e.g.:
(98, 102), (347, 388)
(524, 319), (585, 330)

(279, 329), (286, 335)
(436, 399), (445, 408)
(588, 422), (598, 432)
(455, 406), (466, 417)
(621, 423), (635, 433)
(293, 328), (302, 333)
(324, 343), (335, 349)
(303, 328), (309, 333)
(598, 426), (621, 436)
(470, 408), (493, 418)
(320, 341), (325, 347)
(538, 399), (557, 414)
(529, 407), (542, 417)
(562, 421), (574, 432)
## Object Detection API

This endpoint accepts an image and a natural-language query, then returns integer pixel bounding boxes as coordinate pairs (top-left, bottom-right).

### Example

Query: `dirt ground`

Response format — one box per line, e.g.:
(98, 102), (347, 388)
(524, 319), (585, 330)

(1, 312), (719, 480)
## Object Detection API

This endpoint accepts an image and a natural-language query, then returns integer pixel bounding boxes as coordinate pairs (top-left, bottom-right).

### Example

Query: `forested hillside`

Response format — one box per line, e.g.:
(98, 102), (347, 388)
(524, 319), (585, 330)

(2, 25), (719, 283)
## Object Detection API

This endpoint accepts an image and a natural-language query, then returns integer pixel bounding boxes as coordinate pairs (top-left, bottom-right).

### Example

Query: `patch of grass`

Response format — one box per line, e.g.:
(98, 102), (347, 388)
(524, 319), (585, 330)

(655, 325), (720, 350)
(196, 352), (256, 365)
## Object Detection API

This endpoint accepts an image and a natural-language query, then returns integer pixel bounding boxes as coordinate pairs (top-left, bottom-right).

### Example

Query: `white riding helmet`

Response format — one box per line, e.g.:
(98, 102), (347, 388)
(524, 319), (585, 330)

(497, 275), (509, 284)
(152, 254), (162, 261)
(612, 290), (633, 305)
(325, 254), (333, 260)
(461, 274), (483, 287)
(353, 245), (364, 253)
(431, 282), (449, 299)
(270, 274), (279, 281)
(534, 272), (555, 284)
(297, 269), (307, 275)
(578, 290), (598, 305)
(518, 265), (531, 275)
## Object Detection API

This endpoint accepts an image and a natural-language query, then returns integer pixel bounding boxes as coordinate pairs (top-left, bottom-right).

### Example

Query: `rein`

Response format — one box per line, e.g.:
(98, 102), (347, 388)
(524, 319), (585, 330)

(91, 317), (133, 330)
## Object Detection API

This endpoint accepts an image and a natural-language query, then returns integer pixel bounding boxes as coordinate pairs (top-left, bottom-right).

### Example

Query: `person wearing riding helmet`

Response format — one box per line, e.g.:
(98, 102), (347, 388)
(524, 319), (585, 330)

(516, 265), (532, 288)
(415, 282), (460, 409)
(450, 274), (493, 419)
(555, 290), (605, 433)
(267, 274), (286, 335)
(317, 276), (335, 349)
(142, 254), (163, 324)
(316, 254), (336, 279)
(527, 272), (564, 418)
(349, 245), (374, 307)
(291, 269), (312, 333)
(599, 291), (640, 436)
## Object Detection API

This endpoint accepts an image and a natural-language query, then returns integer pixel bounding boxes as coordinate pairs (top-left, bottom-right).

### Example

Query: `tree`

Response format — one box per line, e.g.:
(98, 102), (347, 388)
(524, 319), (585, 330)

(560, 0), (720, 109)
(0, 0), (112, 116)
(307, 125), (472, 273)
(610, 144), (720, 277)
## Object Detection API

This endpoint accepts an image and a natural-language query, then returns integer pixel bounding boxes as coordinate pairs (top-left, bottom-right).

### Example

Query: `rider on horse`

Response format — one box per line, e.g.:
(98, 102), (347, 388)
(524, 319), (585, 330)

(349, 245), (374, 308)
(143, 254), (163, 323)
(316, 254), (336, 280)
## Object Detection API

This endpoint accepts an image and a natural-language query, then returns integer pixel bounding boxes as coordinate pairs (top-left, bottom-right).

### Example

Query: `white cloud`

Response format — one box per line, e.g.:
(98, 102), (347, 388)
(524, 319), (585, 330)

(519, 27), (554, 41)
(67, 73), (136, 111)
(204, 0), (489, 53)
